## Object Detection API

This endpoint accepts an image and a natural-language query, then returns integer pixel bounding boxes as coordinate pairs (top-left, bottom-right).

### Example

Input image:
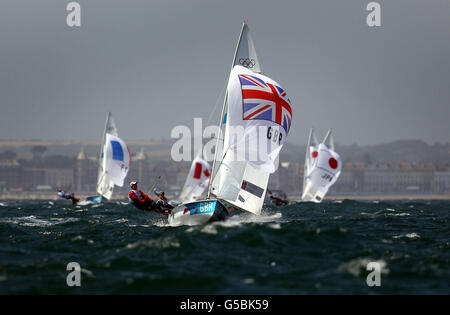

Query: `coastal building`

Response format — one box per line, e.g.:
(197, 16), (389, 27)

(0, 159), (23, 191)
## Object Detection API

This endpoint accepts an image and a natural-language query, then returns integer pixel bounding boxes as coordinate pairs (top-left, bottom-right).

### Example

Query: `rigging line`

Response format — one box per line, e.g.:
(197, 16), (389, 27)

(209, 145), (232, 185)
(204, 79), (228, 128)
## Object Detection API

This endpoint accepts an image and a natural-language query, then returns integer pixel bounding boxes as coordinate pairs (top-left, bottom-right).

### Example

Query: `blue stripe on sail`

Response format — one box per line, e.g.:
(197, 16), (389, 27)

(243, 102), (260, 113)
(276, 85), (285, 95)
(239, 76), (258, 86)
(111, 141), (124, 161)
(254, 108), (272, 121)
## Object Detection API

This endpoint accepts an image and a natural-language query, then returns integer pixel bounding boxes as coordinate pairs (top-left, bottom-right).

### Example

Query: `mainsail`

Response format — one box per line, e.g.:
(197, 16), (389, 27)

(234, 23), (261, 73)
(96, 112), (130, 199)
(178, 153), (211, 204)
(301, 130), (342, 203)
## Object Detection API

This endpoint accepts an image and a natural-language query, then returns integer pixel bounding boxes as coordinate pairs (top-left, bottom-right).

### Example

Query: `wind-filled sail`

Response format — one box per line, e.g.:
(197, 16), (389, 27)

(103, 133), (131, 187)
(301, 130), (342, 203)
(96, 113), (129, 199)
(179, 155), (211, 204)
(211, 65), (293, 214)
(302, 128), (319, 200)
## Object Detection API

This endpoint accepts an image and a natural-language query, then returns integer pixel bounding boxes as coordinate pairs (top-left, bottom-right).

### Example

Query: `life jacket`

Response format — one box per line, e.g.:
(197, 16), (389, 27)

(129, 189), (152, 203)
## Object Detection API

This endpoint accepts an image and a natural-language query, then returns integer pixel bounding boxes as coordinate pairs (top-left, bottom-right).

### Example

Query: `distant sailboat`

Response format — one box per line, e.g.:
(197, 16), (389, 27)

(177, 152), (212, 204)
(301, 129), (342, 203)
(301, 128), (319, 201)
(168, 22), (293, 226)
(86, 112), (131, 202)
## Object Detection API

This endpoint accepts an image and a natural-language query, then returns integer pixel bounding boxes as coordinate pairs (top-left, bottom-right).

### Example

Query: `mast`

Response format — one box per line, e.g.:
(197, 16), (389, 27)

(302, 127), (313, 196)
(97, 112), (110, 190)
(207, 22), (247, 199)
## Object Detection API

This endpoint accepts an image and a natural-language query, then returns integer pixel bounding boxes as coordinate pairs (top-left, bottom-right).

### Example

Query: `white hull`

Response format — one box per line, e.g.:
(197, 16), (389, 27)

(167, 199), (229, 226)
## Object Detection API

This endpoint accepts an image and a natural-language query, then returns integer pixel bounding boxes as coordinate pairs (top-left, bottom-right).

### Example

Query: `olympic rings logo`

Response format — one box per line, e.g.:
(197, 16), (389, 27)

(239, 58), (256, 68)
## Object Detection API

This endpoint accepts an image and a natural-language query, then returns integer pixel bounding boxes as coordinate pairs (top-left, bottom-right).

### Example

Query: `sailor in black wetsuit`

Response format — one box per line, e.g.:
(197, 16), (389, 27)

(267, 190), (289, 206)
(153, 189), (174, 213)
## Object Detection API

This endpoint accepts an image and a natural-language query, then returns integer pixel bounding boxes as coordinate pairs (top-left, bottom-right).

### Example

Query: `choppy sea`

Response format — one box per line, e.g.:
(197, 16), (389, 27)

(0, 199), (448, 294)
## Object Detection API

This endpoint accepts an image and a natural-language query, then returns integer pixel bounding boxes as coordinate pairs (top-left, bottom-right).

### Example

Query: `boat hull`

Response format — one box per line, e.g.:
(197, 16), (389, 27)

(85, 195), (104, 203)
(168, 199), (229, 226)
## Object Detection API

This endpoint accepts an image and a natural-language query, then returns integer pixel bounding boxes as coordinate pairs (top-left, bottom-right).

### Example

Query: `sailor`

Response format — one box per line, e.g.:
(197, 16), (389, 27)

(267, 190), (288, 206)
(67, 193), (80, 205)
(57, 188), (67, 199)
(129, 181), (170, 215)
(153, 188), (174, 212)
(57, 188), (79, 204)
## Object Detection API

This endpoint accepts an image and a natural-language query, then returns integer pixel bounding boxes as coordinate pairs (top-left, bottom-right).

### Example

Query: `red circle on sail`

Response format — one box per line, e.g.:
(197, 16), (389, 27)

(312, 151), (318, 158)
(329, 158), (338, 169)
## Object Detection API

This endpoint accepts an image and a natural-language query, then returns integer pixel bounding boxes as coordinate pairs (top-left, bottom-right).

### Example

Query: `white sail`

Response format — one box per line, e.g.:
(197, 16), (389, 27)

(178, 154), (211, 204)
(103, 133), (131, 187)
(96, 112), (121, 199)
(234, 23), (261, 73)
(210, 22), (262, 188)
(322, 129), (335, 152)
(301, 132), (342, 202)
(301, 128), (319, 200)
(211, 65), (293, 215)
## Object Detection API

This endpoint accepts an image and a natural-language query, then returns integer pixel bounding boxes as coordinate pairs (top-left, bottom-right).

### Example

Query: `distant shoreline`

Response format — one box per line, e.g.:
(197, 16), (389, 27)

(0, 193), (449, 201)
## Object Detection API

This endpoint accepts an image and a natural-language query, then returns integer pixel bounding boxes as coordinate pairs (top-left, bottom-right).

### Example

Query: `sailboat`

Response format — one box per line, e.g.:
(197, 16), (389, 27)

(300, 129), (342, 203)
(177, 152), (212, 204)
(301, 128), (319, 201)
(86, 112), (131, 203)
(168, 22), (293, 226)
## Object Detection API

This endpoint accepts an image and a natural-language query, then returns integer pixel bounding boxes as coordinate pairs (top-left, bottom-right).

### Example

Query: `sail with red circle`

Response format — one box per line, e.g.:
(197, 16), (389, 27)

(301, 129), (342, 203)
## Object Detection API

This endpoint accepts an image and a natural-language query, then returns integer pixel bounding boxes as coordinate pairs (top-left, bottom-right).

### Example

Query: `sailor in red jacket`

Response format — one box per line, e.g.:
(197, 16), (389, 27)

(128, 181), (156, 211)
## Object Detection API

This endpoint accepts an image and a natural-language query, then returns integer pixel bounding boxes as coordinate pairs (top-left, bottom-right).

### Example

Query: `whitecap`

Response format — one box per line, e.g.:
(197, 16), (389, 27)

(338, 258), (389, 277)
(243, 278), (255, 284)
(387, 212), (410, 217)
(268, 223), (281, 229)
(121, 236), (180, 251)
(393, 233), (420, 239)
(201, 225), (218, 235)
(1, 216), (80, 227)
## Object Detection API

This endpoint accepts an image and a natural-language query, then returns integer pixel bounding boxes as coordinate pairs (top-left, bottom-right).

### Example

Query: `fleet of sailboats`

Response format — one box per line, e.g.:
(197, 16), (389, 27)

(76, 22), (341, 220)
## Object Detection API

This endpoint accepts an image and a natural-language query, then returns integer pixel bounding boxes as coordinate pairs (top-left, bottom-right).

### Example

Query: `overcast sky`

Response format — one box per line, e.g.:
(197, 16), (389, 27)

(0, 0), (449, 145)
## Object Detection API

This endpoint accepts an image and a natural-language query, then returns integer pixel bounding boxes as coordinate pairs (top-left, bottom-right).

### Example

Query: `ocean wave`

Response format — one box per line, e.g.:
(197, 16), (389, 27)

(0, 216), (79, 227)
